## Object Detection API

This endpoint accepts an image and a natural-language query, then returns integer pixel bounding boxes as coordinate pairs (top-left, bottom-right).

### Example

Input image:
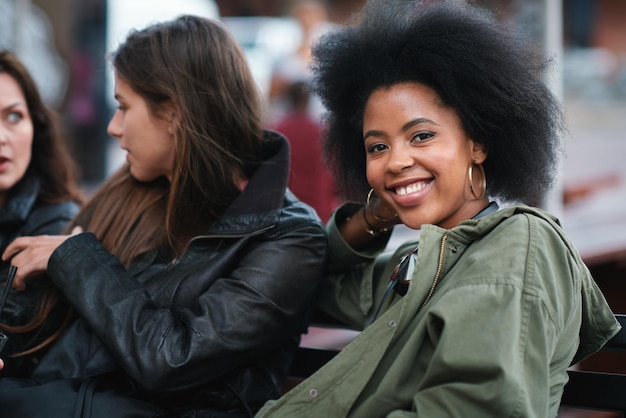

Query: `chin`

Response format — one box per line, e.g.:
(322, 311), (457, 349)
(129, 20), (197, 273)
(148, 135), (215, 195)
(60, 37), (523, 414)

(128, 170), (149, 183)
(130, 170), (165, 184)
(397, 215), (423, 231)
(404, 222), (424, 231)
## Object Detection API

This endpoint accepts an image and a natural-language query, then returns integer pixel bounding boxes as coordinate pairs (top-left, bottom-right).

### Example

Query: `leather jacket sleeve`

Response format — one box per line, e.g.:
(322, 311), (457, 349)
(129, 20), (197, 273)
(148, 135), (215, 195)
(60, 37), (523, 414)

(45, 220), (326, 392)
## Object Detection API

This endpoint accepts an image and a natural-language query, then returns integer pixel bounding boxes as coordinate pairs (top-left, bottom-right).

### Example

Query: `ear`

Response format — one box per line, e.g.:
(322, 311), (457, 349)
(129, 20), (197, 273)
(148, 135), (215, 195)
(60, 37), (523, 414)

(161, 101), (180, 124)
(471, 141), (488, 164)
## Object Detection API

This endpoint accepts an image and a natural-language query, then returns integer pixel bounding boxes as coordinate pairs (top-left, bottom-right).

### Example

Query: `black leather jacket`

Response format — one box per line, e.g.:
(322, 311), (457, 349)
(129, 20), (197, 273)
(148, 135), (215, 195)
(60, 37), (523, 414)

(0, 176), (79, 377)
(0, 176), (79, 256)
(31, 132), (328, 416)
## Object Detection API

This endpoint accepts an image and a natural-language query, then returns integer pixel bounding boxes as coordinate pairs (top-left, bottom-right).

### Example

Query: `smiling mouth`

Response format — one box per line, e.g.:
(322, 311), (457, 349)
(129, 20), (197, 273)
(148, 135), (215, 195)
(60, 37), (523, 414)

(395, 181), (429, 196)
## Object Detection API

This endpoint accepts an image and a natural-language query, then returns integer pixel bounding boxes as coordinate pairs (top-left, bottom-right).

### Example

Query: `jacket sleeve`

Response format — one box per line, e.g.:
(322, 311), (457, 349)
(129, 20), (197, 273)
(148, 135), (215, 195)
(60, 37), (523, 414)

(46, 223), (327, 392)
(316, 203), (412, 329)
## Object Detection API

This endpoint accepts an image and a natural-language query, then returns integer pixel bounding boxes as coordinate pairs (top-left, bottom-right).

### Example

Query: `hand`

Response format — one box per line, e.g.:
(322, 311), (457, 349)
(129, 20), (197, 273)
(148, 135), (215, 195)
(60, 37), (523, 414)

(2, 227), (83, 291)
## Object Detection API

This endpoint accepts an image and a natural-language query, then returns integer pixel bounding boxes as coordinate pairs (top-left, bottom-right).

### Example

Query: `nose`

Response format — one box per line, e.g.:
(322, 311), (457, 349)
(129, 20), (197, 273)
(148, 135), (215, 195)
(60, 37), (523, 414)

(0, 125), (8, 145)
(107, 111), (122, 139)
(386, 143), (414, 173)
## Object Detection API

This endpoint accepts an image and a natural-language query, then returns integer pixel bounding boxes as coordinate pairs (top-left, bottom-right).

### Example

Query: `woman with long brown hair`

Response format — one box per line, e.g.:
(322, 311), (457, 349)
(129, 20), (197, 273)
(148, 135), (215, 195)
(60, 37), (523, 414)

(0, 16), (326, 417)
(0, 49), (82, 377)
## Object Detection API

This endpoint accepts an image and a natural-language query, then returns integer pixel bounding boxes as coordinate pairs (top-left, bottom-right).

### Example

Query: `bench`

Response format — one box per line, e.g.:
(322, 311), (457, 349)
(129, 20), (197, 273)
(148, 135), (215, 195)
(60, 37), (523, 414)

(560, 313), (626, 415)
(288, 314), (626, 415)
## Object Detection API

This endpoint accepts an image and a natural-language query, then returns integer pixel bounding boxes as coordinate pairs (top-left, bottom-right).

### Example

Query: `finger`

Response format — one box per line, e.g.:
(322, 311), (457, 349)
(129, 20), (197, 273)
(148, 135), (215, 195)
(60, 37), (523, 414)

(11, 258), (43, 291)
(13, 274), (27, 292)
(71, 226), (83, 235)
(8, 246), (54, 291)
(1, 237), (30, 261)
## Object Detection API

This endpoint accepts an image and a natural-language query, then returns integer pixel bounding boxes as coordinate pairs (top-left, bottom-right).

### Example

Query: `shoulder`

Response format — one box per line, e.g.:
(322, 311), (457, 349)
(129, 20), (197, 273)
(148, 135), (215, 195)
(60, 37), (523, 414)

(32, 199), (80, 221)
(469, 204), (567, 249)
(494, 205), (577, 260)
(25, 199), (80, 234)
(449, 205), (582, 286)
(278, 190), (326, 232)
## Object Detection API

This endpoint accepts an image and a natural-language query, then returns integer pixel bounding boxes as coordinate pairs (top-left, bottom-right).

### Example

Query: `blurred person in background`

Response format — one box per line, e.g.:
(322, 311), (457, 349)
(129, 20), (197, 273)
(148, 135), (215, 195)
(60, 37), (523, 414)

(0, 49), (82, 377)
(270, 80), (339, 222)
(0, 1), (68, 108)
(268, 0), (334, 125)
(268, 0), (339, 224)
(0, 16), (326, 417)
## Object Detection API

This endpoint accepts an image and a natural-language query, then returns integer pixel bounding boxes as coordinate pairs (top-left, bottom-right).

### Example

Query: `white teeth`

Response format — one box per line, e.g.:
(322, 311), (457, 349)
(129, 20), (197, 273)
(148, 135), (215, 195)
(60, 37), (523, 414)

(396, 182), (426, 196)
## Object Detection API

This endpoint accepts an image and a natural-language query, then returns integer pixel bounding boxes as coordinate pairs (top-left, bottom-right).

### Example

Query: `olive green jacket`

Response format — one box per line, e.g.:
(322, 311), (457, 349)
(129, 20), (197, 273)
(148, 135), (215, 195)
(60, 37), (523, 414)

(257, 204), (620, 418)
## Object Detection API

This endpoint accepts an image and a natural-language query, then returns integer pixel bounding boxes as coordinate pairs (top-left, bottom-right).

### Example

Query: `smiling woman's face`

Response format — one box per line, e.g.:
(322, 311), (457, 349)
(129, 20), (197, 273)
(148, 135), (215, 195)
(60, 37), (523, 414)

(362, 82), (488, 230)
(0, 72), (33, 207)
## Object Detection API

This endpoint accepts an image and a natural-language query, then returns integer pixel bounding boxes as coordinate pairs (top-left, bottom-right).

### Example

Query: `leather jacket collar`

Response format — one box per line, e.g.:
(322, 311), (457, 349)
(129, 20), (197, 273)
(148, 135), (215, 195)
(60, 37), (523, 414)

(206, 130), (291, 235)
(224, 130), (289, 216)
(0, 175), (39, 226)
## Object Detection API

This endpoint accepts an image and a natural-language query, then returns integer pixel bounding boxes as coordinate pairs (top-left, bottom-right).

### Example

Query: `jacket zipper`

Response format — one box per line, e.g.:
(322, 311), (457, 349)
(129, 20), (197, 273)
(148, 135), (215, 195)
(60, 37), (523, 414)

(420, 234), (448, 309)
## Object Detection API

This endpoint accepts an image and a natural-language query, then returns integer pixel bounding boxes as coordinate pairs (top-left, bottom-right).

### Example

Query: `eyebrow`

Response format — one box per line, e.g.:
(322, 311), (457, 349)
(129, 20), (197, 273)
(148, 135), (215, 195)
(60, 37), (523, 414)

(363, 117), (439, 140)
(1, 102), (27, 112)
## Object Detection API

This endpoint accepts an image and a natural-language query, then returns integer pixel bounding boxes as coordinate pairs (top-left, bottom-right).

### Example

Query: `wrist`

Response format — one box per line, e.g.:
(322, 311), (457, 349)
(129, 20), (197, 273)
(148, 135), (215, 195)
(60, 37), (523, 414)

(361, 207), (391, 236)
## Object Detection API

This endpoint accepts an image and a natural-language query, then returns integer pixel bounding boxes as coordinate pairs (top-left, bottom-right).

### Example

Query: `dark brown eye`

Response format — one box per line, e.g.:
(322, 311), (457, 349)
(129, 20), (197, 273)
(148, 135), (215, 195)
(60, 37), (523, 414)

(366, 143), (388, 154)
(411, 132), (434, 142)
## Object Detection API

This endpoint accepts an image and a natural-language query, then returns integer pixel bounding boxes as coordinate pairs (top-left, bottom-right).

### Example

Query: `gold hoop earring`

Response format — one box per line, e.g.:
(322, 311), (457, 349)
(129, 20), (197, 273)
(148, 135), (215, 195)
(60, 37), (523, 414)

(366, 189), (398, 222)
(468, 160), (486, 199)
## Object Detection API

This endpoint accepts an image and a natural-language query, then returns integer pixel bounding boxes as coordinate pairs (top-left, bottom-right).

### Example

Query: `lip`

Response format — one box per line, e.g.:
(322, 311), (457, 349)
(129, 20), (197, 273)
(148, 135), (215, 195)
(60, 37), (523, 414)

(386, 178), (433, 207)
(0, 156), (10, 172)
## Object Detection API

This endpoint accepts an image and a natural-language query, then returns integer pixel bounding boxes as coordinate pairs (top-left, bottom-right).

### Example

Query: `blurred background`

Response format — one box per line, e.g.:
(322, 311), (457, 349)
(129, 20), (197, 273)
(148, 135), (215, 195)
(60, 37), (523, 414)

(1, 1), (625, 415)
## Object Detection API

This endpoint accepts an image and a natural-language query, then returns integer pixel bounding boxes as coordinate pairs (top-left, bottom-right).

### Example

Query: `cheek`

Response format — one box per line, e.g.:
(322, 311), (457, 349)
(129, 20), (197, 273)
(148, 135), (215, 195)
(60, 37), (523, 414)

(23, 144), (33, 164)
(167, 146), (176, 169)
(156, 136), (177, 170)
(436, 148), (467, 175)
(365, 159), (387, 190)
(17, 130), (34, 167)
(365, 159), (377, 185)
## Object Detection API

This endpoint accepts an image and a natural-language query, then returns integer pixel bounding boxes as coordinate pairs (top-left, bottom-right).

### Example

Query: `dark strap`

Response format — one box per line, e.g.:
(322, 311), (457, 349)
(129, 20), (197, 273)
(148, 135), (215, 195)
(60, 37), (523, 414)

(0, 265), (17, 316)
(75, 377), (98, 418)
(0, 265), (17, 352)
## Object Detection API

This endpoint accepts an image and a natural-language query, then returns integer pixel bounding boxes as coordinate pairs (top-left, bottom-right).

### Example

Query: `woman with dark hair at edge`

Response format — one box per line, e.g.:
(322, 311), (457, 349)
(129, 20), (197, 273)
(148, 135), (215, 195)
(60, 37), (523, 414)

(0, 16), (326, 417)
(0, 50), (82, 377)
(257, 1), (619, 417)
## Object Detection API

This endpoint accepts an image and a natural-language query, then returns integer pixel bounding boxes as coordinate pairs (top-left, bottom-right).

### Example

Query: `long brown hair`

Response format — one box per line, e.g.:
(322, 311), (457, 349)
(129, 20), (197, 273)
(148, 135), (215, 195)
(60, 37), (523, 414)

(70, 166), (169, 265)
(71, 15), (264, 264)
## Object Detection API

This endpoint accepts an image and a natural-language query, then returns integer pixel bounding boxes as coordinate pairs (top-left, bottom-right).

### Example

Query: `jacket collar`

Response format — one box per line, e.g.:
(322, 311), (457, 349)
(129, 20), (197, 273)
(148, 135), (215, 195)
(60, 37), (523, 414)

(0, 175), (40, 226)
(436, 204), (559, 244)
(203, 130), (290, 235)
(224, 130), (289, 216)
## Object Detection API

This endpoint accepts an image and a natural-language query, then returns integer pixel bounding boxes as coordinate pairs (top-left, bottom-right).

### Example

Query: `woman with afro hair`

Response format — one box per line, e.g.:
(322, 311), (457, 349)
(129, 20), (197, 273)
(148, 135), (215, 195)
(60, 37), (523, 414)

(257, 1), (619, 417)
